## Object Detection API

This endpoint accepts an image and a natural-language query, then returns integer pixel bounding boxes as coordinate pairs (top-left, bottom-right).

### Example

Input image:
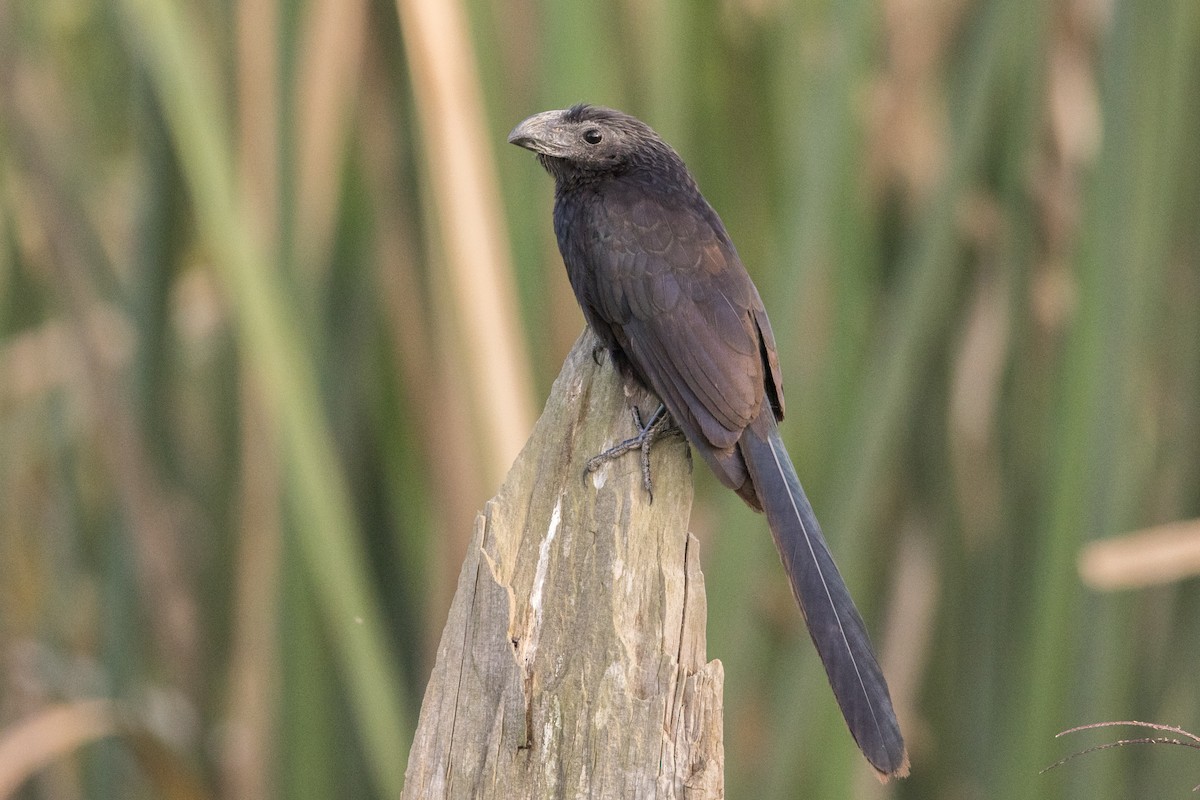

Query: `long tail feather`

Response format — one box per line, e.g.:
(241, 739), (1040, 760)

(740, 415), (909, 778)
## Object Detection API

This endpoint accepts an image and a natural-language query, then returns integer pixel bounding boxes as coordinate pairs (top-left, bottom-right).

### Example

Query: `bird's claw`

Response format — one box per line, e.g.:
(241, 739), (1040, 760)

(585, 404), (678, 500)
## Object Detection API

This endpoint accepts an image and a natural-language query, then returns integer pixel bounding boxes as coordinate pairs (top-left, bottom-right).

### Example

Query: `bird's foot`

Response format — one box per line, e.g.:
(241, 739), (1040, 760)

(585, 403), (680, 499)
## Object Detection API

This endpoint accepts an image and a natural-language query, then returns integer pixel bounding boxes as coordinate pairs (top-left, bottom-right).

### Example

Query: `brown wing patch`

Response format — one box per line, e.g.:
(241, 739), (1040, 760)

(590, 187), (770, 450)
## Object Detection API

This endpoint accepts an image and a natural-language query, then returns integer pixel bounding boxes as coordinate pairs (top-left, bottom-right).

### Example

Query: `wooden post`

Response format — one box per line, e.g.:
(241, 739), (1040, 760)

(402, 330), (724, 799)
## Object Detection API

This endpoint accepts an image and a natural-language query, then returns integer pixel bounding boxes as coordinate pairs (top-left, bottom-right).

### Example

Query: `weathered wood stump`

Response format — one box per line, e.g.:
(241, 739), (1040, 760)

(402, 329), (724, 799)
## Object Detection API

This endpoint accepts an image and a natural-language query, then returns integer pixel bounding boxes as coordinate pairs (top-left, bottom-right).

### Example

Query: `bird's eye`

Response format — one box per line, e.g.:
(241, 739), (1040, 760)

(582, 128), (603, 145)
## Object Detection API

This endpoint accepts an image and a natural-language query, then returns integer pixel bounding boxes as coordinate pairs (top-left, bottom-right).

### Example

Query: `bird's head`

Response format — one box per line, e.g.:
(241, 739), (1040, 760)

(508, 104), (680, 185)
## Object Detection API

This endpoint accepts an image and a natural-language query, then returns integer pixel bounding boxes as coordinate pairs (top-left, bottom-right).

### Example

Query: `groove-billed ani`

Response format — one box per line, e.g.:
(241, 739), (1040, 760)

(509, 104), (908, 779)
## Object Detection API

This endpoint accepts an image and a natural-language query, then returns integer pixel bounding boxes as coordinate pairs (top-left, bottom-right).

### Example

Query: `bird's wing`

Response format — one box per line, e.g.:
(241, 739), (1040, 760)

(580, 183), (781, 453)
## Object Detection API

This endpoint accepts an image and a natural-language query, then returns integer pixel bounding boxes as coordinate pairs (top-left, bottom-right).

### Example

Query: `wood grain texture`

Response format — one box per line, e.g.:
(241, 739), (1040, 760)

(402, 329), (724, 799)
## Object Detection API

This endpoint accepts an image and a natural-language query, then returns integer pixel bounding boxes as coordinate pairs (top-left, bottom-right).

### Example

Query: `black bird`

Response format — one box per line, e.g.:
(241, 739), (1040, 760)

(508, 104), (908, 779)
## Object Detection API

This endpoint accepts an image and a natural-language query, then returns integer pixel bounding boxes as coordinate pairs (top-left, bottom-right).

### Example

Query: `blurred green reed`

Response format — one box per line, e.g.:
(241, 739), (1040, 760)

(1, 0), (1198, 798)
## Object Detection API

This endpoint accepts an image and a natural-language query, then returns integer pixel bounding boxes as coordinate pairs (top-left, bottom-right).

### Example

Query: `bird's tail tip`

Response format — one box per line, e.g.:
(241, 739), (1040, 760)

(873, 750), (911, 783)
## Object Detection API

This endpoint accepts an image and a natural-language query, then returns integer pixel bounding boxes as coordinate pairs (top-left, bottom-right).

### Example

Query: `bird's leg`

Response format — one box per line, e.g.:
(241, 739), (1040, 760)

(585, 403), (681, 498)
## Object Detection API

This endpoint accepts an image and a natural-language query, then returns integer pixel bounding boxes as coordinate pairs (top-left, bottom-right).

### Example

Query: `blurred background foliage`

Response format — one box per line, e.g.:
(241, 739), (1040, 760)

(1, 0), (1199, 797)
